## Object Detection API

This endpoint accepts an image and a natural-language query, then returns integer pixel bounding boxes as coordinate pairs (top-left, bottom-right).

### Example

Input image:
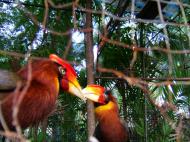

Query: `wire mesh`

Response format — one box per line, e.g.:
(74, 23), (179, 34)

(0, 0), (190, 141)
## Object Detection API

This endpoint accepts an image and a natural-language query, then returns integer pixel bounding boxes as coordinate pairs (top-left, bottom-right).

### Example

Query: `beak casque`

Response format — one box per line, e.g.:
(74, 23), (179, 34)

(82, 85), (105, 104)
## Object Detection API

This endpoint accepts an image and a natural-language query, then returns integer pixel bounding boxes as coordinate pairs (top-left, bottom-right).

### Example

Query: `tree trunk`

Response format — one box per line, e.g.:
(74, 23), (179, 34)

(85, 0), (95, 138)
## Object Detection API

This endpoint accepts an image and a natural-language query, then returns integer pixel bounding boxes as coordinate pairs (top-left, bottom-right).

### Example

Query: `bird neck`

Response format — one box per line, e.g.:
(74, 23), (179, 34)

(95, 101), (119, 120)
(95, 101), (128, 142)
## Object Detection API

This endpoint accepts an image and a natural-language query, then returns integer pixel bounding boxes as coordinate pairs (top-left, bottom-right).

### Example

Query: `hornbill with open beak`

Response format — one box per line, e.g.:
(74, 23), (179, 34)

(83, 85), (129, 142)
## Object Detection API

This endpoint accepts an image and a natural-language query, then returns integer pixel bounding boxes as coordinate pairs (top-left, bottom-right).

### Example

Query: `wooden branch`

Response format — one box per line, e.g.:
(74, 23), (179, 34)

(95, 76), (190, 82)
(97, 67), (178, 129)
(85, 0), (95, 138)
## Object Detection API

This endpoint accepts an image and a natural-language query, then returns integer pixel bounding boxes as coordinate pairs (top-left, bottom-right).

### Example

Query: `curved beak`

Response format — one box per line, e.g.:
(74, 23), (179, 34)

(82, 85), (106, 104)
(67, 77), (86, 101)
(49, 54), (86, 101)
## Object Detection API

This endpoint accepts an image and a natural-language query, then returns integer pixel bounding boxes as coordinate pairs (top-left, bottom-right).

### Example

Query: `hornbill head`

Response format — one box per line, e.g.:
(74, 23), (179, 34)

(82, 84), (118, 113)
(82, 84), (113, 104)
(49, 54), (86, 101)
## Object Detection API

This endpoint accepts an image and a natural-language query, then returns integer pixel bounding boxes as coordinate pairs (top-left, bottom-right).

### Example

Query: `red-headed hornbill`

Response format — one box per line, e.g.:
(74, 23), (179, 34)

(0, 54), (101, 130)
(83, 85), (129, 142)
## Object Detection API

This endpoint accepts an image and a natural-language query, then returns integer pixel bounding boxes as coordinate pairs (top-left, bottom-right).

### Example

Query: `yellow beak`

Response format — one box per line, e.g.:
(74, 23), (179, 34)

(82, 85), (105, 104)
(68, 78), (86, 101)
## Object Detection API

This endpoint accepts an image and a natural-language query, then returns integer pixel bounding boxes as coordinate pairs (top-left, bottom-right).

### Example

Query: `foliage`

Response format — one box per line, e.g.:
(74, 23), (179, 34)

(0, 0), (190, 141)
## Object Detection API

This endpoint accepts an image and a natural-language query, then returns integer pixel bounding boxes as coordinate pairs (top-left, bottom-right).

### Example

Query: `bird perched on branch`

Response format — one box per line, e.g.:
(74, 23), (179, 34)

(0, 54), (89, 130)
(83, 85), (129, 142)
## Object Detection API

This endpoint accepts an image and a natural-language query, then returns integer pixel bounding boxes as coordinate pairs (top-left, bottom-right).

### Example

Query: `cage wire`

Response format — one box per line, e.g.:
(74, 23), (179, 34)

(0, 0), (190, 141)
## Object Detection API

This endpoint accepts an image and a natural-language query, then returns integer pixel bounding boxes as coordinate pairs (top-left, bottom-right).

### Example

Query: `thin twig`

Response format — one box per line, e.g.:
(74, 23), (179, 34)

(99, 35), (190, 54)
(12, 60), (33, 141)
(47, 0), (73, 9)
(0, 130), (29, 142)
(42, 0), (49, 29)
(77, 5), (190, 27)
(176, 117), (183, 142)
(97, 67), (182, 129)
(130, 47), (138, 69)
(156, 0), (173, 75)
(72, 0), (80, 30)
(63, 36), (72, 59)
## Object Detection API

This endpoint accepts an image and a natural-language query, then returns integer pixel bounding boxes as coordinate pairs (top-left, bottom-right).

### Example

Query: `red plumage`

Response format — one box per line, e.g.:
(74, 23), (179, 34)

(0, 54), (85, 130)
(83, 85), (129, 142)
(94, 93), (128, 142)
(1, 59), (59, 130)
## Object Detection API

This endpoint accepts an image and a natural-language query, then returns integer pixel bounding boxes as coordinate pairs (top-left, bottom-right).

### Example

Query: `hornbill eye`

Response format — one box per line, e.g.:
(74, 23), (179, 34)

(58, 66), (66, 76)
(105, 90), (111, 95)
(104, 94), (109, 103)
(104, 90), (111, 103)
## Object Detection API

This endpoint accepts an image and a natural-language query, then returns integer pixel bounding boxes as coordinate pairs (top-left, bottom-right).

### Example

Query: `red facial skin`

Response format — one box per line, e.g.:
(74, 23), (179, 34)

(49, 54), (83, 99)
(60, 76), (69, 91)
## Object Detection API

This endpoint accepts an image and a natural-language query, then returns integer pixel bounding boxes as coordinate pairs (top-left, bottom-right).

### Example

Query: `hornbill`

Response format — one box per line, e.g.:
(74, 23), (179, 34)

(83, 85), (129, 142)
(0, 54), (101, 131)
